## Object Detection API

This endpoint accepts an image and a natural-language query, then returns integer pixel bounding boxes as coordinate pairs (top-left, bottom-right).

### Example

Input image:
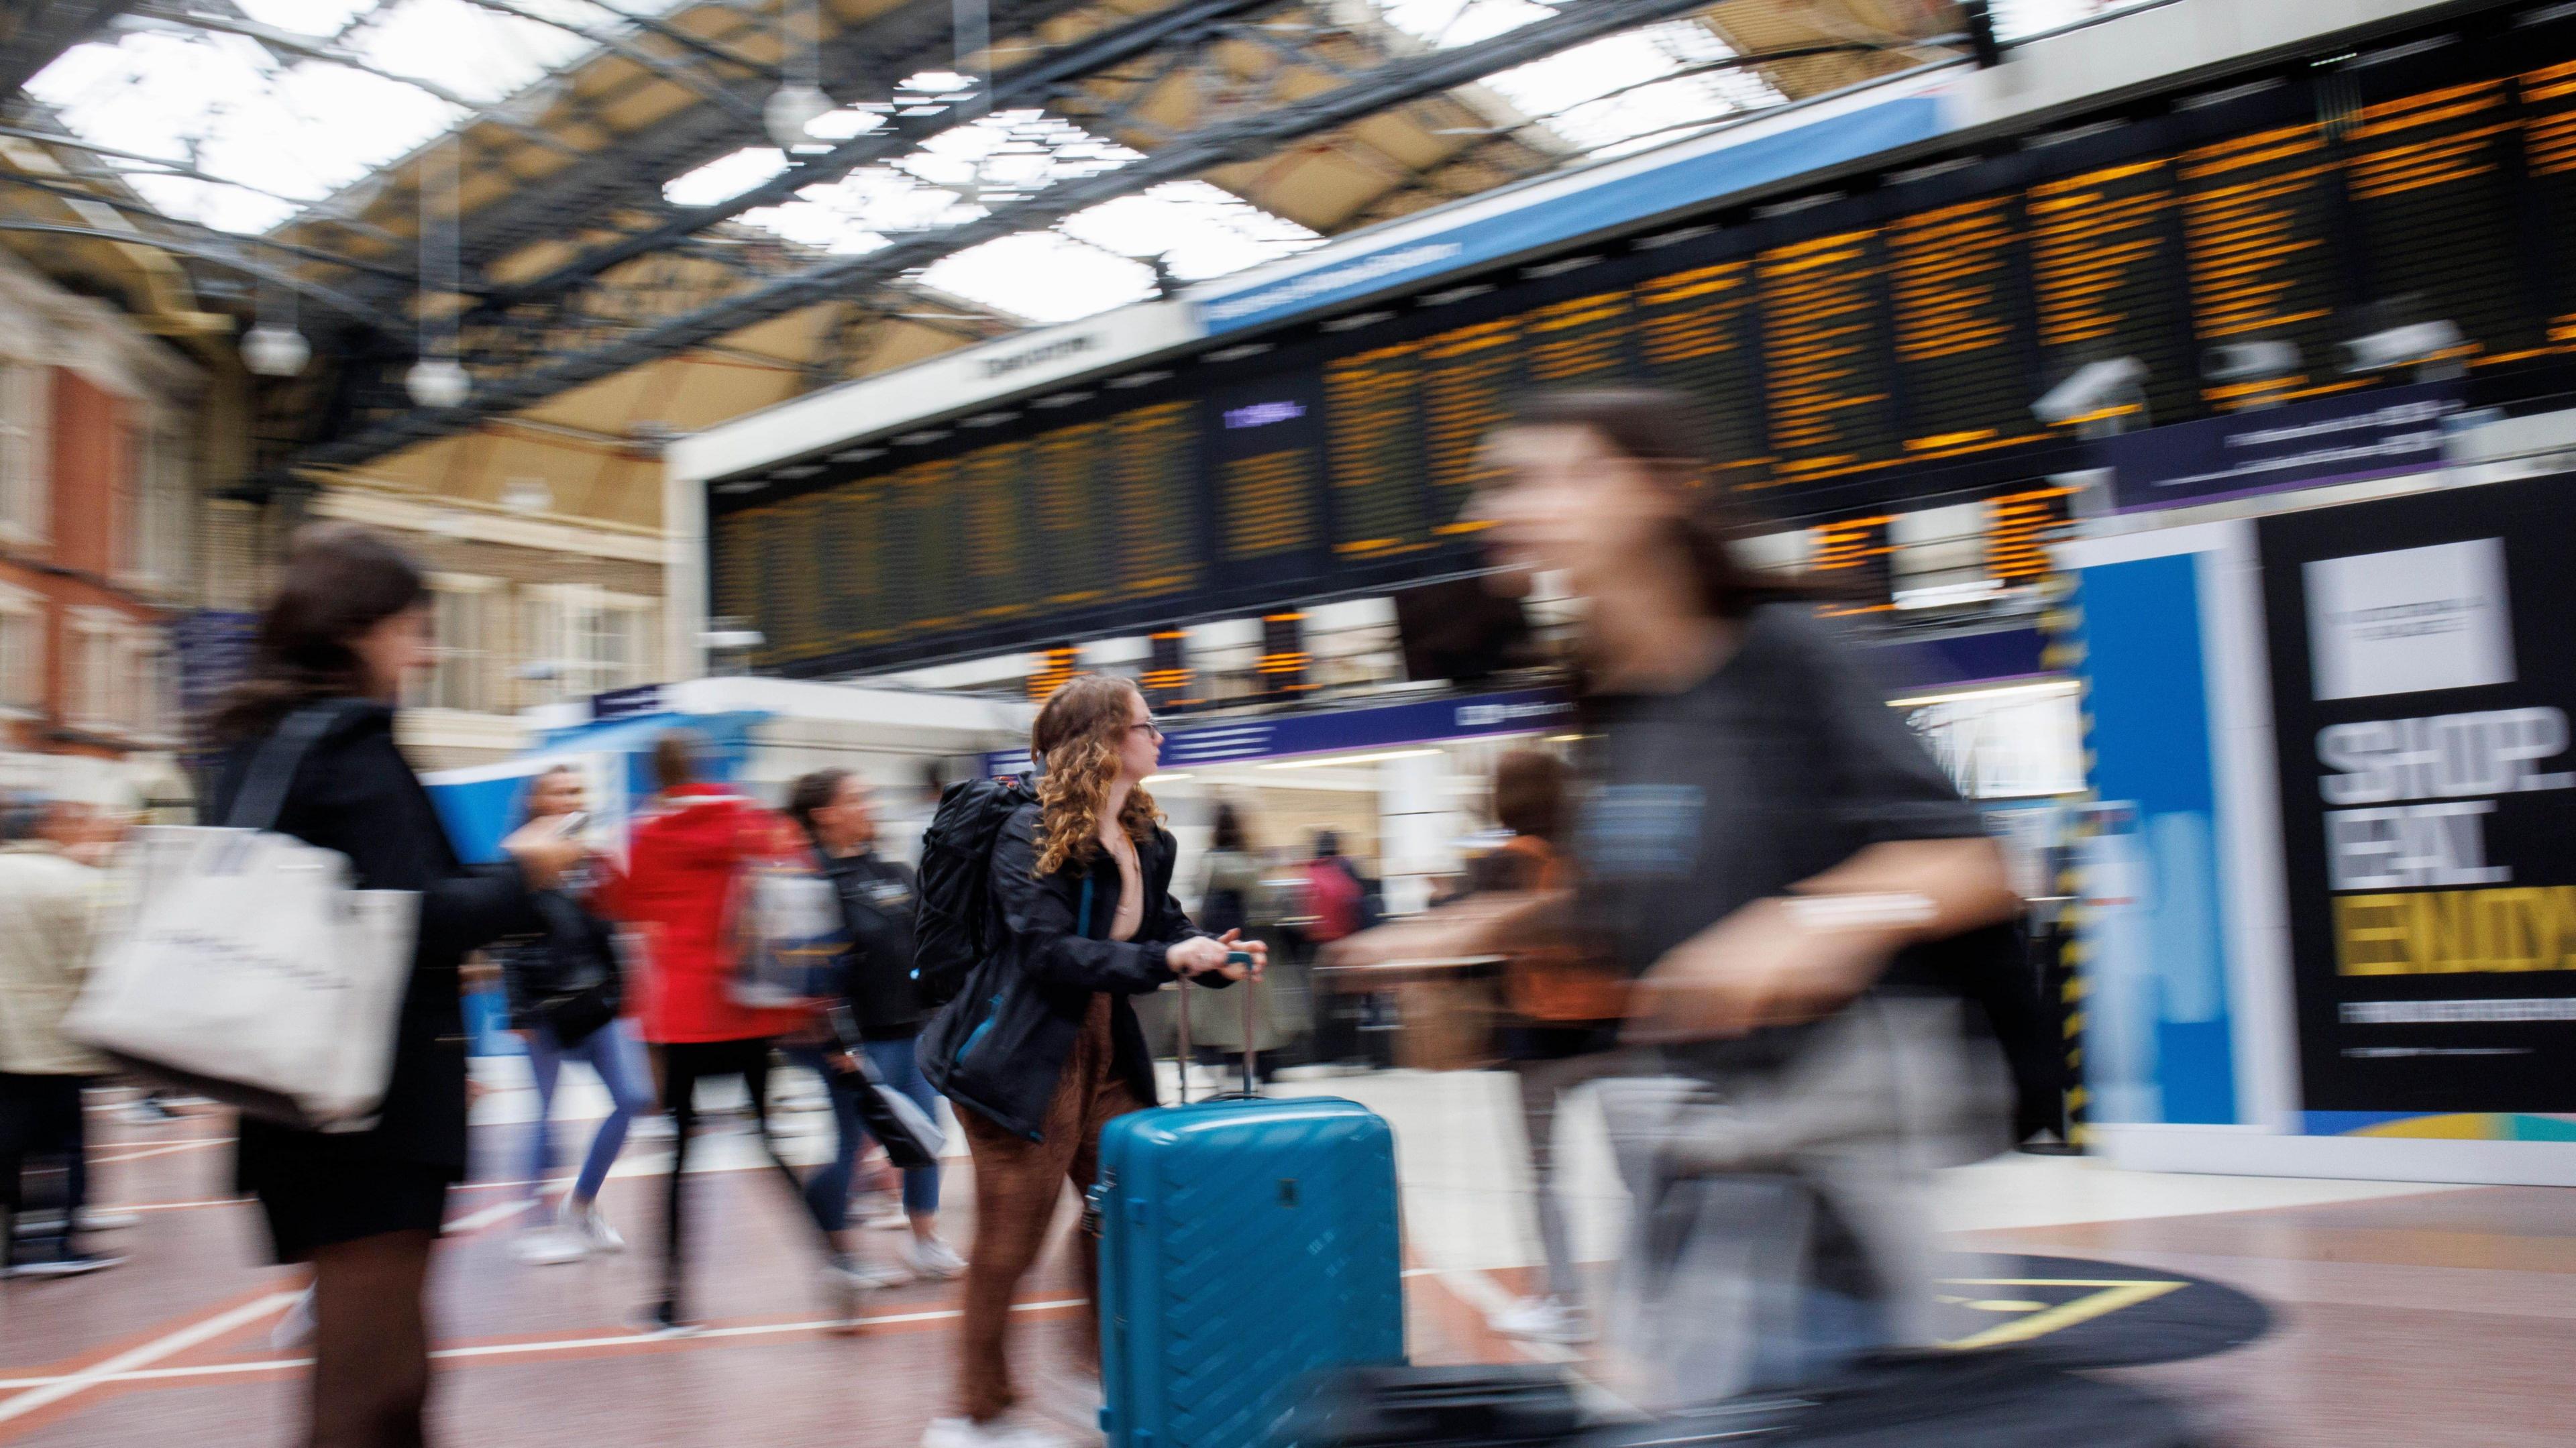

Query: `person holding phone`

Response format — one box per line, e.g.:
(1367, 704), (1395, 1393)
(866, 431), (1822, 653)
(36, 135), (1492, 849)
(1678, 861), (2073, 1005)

(918, 675), (1264, 1448)
(496, 764), (652, 1266)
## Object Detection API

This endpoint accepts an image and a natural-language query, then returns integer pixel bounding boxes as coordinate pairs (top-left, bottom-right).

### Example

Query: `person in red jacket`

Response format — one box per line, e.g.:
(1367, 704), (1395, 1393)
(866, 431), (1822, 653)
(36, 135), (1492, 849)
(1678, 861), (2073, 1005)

(609, 731), (808, 1335)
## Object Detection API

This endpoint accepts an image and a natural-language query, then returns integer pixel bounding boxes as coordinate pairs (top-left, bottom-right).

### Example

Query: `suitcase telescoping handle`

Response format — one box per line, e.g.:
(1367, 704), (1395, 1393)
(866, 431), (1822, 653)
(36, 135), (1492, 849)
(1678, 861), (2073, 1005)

(1172, 948), (1259, 1106)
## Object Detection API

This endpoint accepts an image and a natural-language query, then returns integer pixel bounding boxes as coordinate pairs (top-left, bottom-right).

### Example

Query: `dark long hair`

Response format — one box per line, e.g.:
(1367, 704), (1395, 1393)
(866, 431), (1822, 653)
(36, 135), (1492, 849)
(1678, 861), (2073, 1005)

(1210, 800), (1250, 854)
(1506, 387), (1805, 622)
(786, 767), (852, 841)
(1491, 748), (1569, 844)
(211, 522), (427, 744)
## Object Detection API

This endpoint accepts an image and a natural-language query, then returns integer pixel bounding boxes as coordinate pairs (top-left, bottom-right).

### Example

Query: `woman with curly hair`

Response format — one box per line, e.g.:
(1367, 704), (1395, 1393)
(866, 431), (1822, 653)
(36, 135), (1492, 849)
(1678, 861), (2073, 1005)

(920, 673), (1263, 1448)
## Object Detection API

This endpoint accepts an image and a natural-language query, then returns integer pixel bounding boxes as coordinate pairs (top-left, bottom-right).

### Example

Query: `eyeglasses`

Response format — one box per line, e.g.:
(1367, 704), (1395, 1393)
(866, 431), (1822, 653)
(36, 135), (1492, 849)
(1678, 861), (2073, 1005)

(1128, 720), (1165, 741)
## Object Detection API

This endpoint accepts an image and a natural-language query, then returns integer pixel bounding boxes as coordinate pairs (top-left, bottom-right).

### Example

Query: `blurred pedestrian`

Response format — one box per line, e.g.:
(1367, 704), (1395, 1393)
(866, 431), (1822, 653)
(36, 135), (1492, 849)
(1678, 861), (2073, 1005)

(207, 521), (581, 1447)
(1479, 748), (1629, 1345)
(0, 790), (119, 1277)
(611, 731), (807, 1335)
(1179, 801), (1287, 1089)
(784, 768), (961, 1288)
(918, 675), (1261, 1448)
(496, 765), (651, 1267)
(1471, 388), (2020, 1399)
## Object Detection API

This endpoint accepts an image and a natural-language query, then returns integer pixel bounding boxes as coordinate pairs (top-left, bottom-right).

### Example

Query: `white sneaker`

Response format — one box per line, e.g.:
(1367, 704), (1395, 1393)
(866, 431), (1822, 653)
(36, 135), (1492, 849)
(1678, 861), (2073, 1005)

(855, 1191), (909, 1229)
(905, 1235), (967, 1281)
(839, 1256), (911, 1289)
(566, 1201), (624, 1254)
(1028, 1365), (1108, 1436)
(1489, 1295), (1593, 1345)
(920, 1416), (1063, 1448)
(511, 1225), (589, 1266)
(74, 1209), (140, 1233)
(271, 1288), (315, 1350)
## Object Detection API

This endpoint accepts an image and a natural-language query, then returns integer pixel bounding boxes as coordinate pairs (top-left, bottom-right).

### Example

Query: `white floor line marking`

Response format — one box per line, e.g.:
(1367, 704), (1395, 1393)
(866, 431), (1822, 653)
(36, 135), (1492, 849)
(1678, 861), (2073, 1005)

(0, 1290), (303, 1424)
(88, 1139), (233, 1166)
(443, 1199), (534, 1234)
(0, 1298), (1088, 1391)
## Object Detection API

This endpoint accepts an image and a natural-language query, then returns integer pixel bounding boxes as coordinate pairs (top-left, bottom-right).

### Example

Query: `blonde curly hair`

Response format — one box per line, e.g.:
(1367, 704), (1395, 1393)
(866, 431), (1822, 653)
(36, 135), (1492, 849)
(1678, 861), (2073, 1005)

(1031, 673), (1161, 877)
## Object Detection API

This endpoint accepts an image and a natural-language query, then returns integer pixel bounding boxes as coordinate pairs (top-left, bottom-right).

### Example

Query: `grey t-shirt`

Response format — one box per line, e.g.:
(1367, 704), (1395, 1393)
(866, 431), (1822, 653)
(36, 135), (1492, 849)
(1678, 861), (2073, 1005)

(1572, 604), (1983, 1070)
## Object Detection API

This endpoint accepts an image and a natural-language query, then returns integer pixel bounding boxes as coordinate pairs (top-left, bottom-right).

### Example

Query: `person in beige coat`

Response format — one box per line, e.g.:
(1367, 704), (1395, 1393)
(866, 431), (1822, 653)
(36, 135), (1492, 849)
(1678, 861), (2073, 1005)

(0, 790), (118, 1276)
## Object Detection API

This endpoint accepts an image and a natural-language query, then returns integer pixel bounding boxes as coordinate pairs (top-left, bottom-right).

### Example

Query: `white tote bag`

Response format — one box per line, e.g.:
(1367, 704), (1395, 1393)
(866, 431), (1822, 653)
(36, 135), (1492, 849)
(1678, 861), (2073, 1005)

(65, 707), (420, 1133)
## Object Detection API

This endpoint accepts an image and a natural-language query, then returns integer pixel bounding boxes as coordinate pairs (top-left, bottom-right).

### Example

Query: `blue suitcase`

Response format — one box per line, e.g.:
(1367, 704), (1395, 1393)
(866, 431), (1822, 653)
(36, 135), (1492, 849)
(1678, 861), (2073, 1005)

(1094, 985), (1405, 1448)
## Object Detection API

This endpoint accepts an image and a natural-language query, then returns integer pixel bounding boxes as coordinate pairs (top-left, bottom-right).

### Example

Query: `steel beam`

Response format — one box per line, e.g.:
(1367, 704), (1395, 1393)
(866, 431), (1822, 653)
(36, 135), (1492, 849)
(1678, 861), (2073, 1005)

(265, 0), (1762, 484)
(0, 0), (138, 95)
(477, 0), (1287, 312)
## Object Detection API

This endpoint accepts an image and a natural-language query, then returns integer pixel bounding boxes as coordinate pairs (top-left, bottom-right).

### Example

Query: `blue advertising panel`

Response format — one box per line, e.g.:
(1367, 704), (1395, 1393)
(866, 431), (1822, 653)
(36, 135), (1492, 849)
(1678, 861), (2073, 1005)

(2074, 553), (2239, 1127)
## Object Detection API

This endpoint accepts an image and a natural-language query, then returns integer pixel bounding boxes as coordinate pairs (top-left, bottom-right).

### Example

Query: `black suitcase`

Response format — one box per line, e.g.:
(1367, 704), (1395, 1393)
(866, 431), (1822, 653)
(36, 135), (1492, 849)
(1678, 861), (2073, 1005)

(1288, 1365), (1585, 1448)
(1579, 1353), (2212, 1448)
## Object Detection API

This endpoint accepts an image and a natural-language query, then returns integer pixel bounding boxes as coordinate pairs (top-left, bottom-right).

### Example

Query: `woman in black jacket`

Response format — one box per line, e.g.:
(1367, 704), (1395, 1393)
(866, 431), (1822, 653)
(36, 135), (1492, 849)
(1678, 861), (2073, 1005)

(208, 523), (581, 1448)
(919, 675), (1262, 1448)
(784, 767), (961, 1287)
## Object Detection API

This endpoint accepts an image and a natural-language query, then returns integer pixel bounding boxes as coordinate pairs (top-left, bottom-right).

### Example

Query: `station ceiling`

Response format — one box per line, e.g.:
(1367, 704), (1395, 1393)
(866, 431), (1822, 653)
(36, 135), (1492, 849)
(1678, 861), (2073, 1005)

(0, 1), (2118, 527)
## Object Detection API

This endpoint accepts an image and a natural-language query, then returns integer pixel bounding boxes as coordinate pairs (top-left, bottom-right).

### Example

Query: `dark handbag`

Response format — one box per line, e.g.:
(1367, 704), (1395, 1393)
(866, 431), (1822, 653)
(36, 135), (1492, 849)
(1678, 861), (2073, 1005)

(838, 1047), (945, 1170)
(532, 981), (616, 1047)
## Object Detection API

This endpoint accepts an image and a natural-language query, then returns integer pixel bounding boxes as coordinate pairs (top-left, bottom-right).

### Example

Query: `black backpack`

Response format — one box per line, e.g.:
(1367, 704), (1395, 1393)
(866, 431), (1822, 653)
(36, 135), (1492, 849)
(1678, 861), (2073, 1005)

(910, 772), (1034, 1008)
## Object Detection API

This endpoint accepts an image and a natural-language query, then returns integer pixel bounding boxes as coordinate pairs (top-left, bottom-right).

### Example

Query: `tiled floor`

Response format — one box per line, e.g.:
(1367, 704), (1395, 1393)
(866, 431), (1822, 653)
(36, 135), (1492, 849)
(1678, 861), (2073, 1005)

(1, 1065), (2567, 1445)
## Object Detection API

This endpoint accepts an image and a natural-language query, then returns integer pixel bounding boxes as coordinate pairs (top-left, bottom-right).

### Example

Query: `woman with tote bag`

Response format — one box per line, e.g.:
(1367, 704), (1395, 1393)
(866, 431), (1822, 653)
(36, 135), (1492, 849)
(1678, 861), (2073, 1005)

(206, 523), (582, 1448)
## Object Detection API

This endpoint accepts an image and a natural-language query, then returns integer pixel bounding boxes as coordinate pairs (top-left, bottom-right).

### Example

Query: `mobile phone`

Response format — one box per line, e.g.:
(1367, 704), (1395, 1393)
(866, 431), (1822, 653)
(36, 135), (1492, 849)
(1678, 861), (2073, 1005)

(552, 811), (590, 838)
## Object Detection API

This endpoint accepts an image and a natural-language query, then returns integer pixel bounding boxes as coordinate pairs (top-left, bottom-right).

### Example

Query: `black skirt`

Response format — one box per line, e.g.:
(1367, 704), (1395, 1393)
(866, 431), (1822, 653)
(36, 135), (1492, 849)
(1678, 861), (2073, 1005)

(239, 1121), (459, 1264)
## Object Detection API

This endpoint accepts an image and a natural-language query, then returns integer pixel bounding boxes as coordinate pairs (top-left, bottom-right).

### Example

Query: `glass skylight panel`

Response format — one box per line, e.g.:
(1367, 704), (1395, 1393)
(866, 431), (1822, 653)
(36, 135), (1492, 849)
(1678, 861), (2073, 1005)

(665, 98), (1321, 323)
(1368, 2), (1782, 158)
(23, 0), (694, 235)
(1058, 182), (1320, 284)
(919, 231), (1159, 324)
(1990, 0), (2162, 42)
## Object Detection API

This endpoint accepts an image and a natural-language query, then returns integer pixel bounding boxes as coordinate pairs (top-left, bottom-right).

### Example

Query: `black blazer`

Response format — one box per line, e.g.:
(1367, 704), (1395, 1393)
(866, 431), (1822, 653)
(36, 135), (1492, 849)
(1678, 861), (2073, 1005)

(210, 700), (538, 1178)
(920, 801), (1220, 1141)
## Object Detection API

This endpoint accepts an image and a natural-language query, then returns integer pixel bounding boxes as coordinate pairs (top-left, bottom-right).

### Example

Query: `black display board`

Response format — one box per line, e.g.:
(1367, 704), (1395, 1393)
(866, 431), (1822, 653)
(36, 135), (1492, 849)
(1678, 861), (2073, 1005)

(2258, 474), (2576, 1116)
(712, 16), (2576, 676)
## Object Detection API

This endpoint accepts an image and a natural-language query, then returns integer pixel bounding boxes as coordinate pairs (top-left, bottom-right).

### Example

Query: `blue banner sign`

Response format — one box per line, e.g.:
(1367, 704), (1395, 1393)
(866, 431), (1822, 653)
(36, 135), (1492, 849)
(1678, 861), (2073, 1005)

(591, 683), (668, 722)
(2102, 380), (2465, 512)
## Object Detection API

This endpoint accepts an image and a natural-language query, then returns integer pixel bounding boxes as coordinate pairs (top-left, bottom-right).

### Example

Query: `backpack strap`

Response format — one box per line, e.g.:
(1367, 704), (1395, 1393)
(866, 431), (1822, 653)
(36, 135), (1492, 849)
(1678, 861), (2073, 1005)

(225, 703), (353, 832)
(1076, 873), (1095, 938)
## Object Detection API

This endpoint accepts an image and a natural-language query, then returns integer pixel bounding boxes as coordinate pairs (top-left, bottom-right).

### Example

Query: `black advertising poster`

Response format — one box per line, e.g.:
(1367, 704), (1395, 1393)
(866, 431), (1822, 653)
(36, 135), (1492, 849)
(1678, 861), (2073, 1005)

(2259, 474), (2576, 1120)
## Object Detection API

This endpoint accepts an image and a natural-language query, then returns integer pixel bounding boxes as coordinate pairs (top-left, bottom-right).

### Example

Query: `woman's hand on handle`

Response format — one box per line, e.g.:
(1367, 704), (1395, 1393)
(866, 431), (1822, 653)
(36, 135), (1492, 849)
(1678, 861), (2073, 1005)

(1168, 930), (1262, 981)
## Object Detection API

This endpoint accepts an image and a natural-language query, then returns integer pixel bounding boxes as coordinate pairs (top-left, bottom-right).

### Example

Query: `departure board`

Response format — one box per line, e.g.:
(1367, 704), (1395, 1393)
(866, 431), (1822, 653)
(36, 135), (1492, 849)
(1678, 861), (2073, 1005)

(1324, 343), (1432, 559)
(2179, 123), (2347, 408)
(2345, 78), (2540, 364)
(2524, 58), (2576, 347)
(1636, 262), (1768, 486)
(961, 443), (1029, 620)
(1760, 229), (1900, 485)
(711, 25), (2576, 676)
(2026, 158), (2200, 428)
(1886, 197), (2045, 463)
(1222, 449), (1316, 559)
(1032, 423), (1112, 608)
(1108, 402), (1199, 601)
(1421, 318), (1521, 533)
